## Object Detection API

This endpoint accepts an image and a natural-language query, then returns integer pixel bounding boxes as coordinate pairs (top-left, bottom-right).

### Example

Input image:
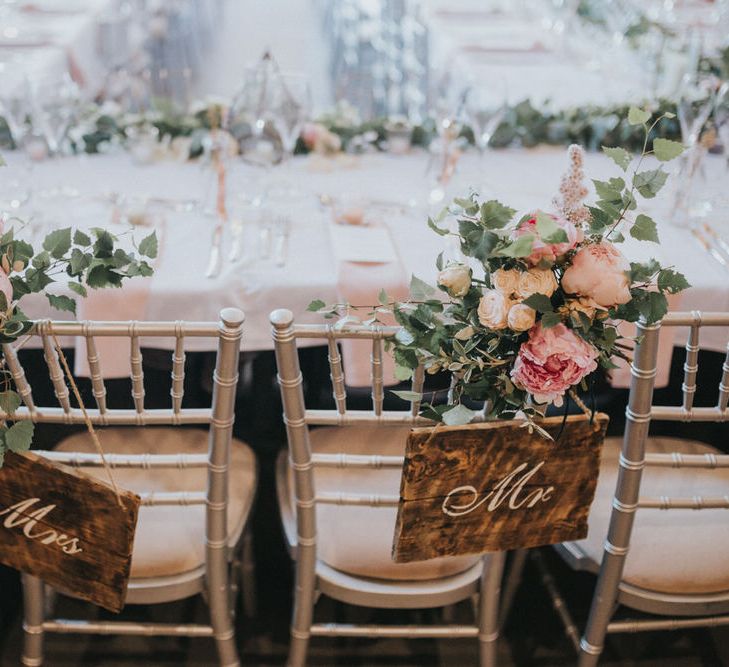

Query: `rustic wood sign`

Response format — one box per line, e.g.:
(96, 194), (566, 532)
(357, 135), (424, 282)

(392, 413), (609, 562)
(0, 451), (140, 613)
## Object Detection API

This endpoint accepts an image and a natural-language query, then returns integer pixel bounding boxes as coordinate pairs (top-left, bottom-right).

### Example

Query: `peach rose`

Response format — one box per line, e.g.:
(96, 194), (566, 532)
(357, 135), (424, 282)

(491, 268), (520, 296)
(511, 322), (599, 405)
(478, 289), (512, 330)
(516, 268), (558, 299)
(561, 241), (632, 308)
(512, 212), (583, 266)
(507, 303), (536, 332)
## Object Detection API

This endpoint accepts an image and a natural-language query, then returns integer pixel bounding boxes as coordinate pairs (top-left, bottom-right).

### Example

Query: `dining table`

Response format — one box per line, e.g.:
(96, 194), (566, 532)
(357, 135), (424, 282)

(2, 145), (728, 383)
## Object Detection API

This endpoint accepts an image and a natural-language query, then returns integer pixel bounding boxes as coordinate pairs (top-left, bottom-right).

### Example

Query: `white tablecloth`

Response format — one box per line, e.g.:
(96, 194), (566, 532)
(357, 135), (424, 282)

(3, 147), (729, 355)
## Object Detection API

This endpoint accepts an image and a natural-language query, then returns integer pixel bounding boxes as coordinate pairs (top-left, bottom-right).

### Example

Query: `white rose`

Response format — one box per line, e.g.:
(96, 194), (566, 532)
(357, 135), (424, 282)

(477, 289), (512, 330)
(516, 268), (558, 299)
(507, 303), (536, 332)
(491, 268), (520, 296)
(437, 264), (472, 298)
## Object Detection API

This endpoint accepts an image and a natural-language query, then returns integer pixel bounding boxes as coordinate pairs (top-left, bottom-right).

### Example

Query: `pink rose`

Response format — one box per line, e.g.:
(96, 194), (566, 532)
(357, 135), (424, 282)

(512, 212), (582, 266)
(511, 323), (598, 406)
(561, 241), (631, 308)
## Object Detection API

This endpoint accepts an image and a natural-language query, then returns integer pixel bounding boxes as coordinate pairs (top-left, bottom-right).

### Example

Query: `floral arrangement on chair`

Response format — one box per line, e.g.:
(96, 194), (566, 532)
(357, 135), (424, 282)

(0, 153), (157, 463)
(310, 108), (689, 435)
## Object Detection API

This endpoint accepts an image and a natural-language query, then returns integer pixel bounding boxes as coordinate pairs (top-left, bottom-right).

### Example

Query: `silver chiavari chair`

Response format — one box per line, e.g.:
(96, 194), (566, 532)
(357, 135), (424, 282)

(547, 311), (729, 665)
(7, 308), (256, 667)
(270, 308), (506, 667)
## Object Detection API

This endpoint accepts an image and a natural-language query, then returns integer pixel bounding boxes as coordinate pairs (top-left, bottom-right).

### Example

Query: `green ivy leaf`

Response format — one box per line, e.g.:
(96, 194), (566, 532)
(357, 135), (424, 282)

(522, 293), (553, 313)
(480, 200), (516, 229)
(540, 311), (563, 328)
(602, 146), (632, 171)
(378, 288), (389, 305)
(93, 229), (115, 258)
(394, 364), (414, 381)
(593, 179), (623, 203)
(31, 251), (51, 270)
(69, 248), (92, 275)
(24, 267), (53, 292)
(535, 211), (568, 244)
(630, 214), (659, 243)
(498, 234), (534, 258)
(657, 268), (690, 294)
(47, 293), (76, 314)
(4, 420), (34, 453)
(73, 229), (92, 246)
(138, 232), (158, 259)
(307, 299), (326, 312)
(42, 228), (72, 259)
(0, 390), (21, 415)
(409, 275), (436, 300)
(68, 281), (87, 298)
(628, 107), (651, 125)
(630, 259), (661, 283)
(86, 264), (123, 289)
(633, 168), (668, 199)
(653, 138), (684, 162)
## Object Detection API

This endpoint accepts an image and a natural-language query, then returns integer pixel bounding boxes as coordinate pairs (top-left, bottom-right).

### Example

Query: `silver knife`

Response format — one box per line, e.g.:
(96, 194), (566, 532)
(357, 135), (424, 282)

(205, 223), (223, 278)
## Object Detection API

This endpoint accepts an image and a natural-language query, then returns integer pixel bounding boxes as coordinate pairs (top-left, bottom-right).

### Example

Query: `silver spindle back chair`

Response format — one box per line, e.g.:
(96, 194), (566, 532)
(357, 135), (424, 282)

(271, 308), (506, 667)
(7, 308), (255, 667)
(551, 311), (729, 665)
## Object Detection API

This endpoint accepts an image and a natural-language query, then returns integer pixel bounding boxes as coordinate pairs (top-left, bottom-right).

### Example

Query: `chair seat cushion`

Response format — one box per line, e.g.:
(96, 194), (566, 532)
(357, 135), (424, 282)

(284, 426), (481, 582)
(55, 427), (256, 579)
(576, 436), (729, 595)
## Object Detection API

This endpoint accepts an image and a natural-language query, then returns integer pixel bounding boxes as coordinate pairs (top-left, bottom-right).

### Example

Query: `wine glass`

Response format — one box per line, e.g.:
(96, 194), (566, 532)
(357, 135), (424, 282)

(0, 79), (32, 148)
(30, 74), (81, 156)
(465, 84), (508, 156)
(269, 73), (312, 161)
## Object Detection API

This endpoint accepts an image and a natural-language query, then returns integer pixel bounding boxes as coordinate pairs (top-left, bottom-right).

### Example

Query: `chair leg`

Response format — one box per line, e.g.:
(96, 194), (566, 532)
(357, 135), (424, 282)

(240, 527), (257, 619)
(478, 552), (506, 667)
(21, 575), (45, 667)
(287, 545), (317, 667)
(577, 551), (627, 667)
(499, 549), (528, 630)
(208, 555), (240, 667)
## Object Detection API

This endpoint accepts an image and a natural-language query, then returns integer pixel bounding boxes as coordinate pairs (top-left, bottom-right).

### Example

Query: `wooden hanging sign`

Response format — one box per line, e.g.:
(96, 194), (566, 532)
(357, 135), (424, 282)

(0, 451), (140, 613)
(392, 413), (608, 562)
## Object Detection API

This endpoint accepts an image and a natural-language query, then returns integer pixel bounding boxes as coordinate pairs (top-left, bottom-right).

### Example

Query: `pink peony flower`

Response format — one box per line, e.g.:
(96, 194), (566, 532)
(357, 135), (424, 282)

(511, 323), (598, 406)
(512, 212), (583, 266)
(561, 241), (632, 308)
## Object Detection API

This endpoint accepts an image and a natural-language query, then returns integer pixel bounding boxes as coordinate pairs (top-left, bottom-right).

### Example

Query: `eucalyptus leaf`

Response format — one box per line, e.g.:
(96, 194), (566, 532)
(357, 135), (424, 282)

(441, 403), (477, 426)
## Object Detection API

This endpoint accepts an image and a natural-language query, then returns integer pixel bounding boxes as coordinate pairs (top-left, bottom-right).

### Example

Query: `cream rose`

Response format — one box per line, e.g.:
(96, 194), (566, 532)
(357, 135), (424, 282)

(478, 289), (512, 330)
(516, 268), (558, 299)
(491, 268), (520, 296)
(507, 303), (536, 332)
(437, 264), (472, 298)
(562, 241), (631, 307)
